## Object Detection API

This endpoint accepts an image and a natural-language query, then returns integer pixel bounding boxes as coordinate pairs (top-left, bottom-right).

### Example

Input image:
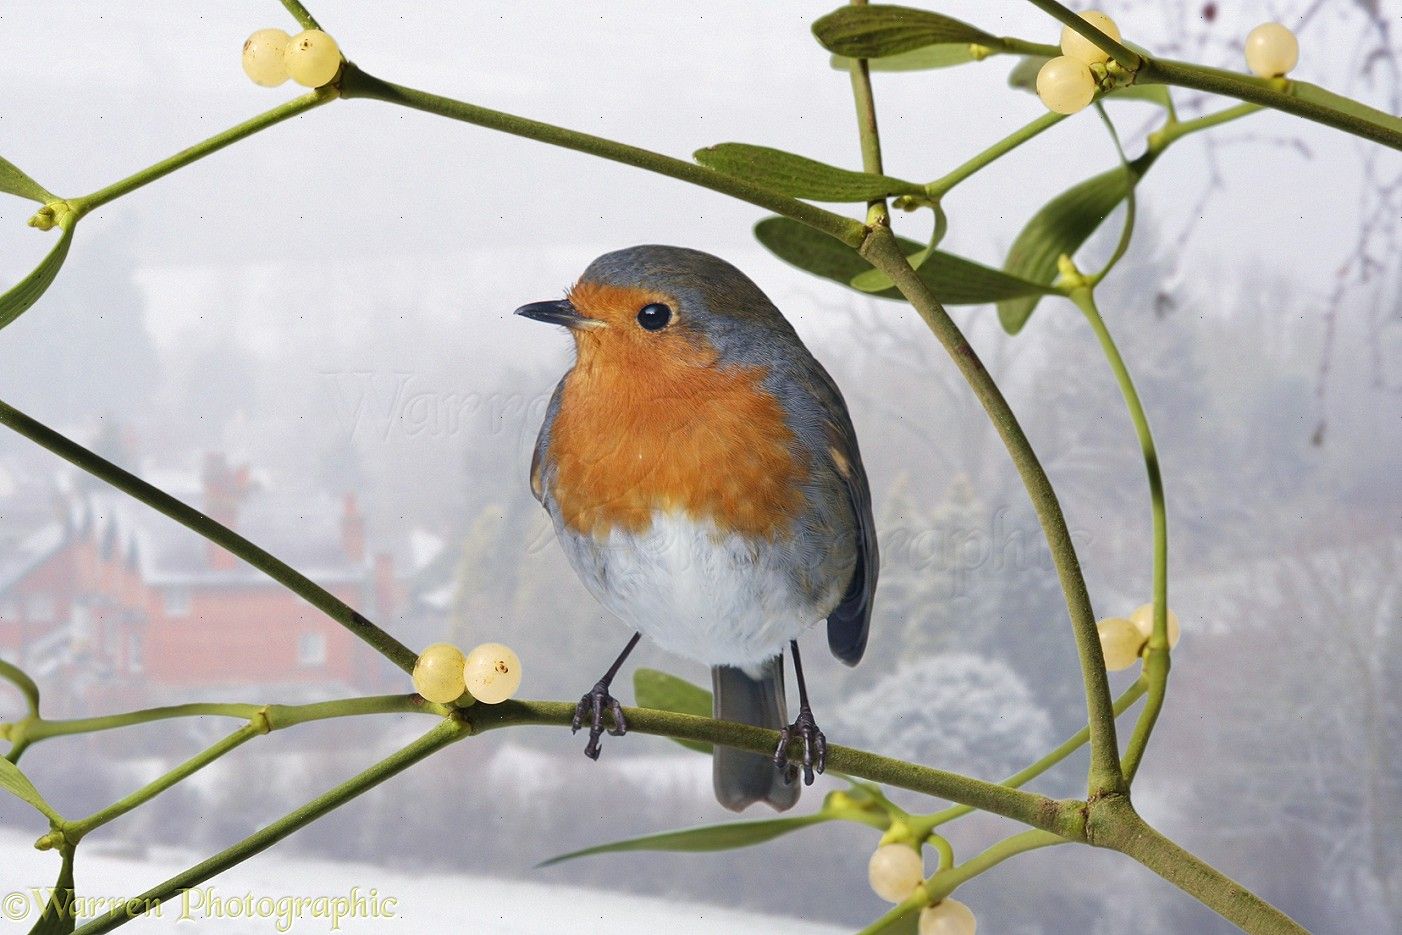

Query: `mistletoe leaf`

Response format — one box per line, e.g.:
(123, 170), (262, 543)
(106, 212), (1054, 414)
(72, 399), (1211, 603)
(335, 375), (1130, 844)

(696, 143), (923, 202)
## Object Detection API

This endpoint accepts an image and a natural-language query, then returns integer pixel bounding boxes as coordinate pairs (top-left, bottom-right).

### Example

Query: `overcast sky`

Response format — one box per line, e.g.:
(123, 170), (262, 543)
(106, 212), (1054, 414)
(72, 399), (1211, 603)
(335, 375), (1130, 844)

(1, 8), (1396, 931)
(0, 1), (1388, 379)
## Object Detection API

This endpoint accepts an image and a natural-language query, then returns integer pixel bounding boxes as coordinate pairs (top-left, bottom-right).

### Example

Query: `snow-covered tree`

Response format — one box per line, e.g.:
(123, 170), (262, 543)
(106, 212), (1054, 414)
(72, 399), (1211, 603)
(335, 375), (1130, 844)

(838, 652), (1054, 780)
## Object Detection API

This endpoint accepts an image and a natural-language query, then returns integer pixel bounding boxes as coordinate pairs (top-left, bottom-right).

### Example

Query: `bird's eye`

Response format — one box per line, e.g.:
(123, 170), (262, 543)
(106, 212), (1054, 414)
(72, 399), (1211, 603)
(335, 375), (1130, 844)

(636, 303), (672, 331)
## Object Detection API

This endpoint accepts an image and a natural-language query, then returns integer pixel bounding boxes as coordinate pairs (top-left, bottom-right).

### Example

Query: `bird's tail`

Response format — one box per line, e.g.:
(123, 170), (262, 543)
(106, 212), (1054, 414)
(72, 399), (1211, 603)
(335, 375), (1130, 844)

(711, 658), (800, 812)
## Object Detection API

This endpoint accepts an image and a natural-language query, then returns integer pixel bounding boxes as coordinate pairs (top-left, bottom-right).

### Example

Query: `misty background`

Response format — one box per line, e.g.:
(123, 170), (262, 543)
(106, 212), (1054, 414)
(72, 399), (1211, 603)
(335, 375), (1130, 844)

(1, 1), (1398, 933)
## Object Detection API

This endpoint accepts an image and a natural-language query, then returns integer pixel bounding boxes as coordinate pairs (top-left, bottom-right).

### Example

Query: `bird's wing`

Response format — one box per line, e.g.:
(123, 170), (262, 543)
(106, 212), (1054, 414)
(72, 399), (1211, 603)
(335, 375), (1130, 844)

(530, 379), (567, 507)
(805, 359), (878, 667)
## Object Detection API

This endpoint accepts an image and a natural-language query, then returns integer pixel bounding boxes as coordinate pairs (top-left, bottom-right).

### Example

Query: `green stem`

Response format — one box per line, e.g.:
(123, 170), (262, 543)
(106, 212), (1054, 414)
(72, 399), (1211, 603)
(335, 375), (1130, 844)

(1149, 102), (1262, 151)
(846, 0), (890, 228)
(926, 111), (1065, 197)
(0, 399), (418, 673)
(337, 65), (866, 247)
(827, 807), (895, 833)
(845, 31), (1123, 798)
(278, 0), (322, 30)
(69, 88), (338, 216)
(63, 725), (260, 842)
(859, 228), (1126, 797)
(71, 719), (467, 935)
(860, 829), (1065, 934)
(1126, 649), (1169, 783)
(19, 703), (260, 742)
(912, 678), (1147, 835)
(927, 833), (955, 872)
(262, 693), (448, 727)
(926, 828), (1063, 901)
(1088, 797), (1309, 934)
(49, 695), (441, 842)
(1089, 104), (1136, 283)
(841, 774), (906, 818)
(469, 700), (1089, 840)
(1069, 288), (1169, 784)
(996, 37), (1064, 59)
(1086, 98), (1258, 288)
(0, 658), (40, 716)
(1139, 58), (1402, 151)
(1021, 0), (1141, 70)
(1020, 0), (1400, 148)
(11, 694), (439, 746)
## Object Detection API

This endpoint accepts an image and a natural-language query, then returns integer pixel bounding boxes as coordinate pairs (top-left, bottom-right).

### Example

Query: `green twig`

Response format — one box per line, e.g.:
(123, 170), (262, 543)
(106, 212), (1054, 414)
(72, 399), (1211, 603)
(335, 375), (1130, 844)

(1126, 648), (1169, 782)
(1020, 0), (1399, 148)
(1149, 102), (1262, 151)
(62, 725), (260, 843)
(858, 229), (1126, 798)
(927, 828), (1063, 901)
(278, 0), (322, 31)
(1021, 0), (1141, 70)
(996, 37), (1064, 59)
(927, 832), (955, 872)
(1088, 797), (1309, 934)
(14, 703), (259, 746)
(41, 695), (442, 843)
(0, 399), (419, 673)
(845, 25), (1123, 799)
(1138, 58), (1402, 151)
(9, 694), (439, 747)
(71, 718), (467, 935)
(0, 658), (40, 717)
(926, 111), (1066, 198)
(1090, 103), (1136, 283)
(337, 65), (867, 247)
(1070, 288), (1170, 783)
(846, 0), (890, 228)
(469, 700), (1088, 839)
(859, 829), (1065, 934)
(912, 678), (1147, 835)
(69, 88), (337, 217)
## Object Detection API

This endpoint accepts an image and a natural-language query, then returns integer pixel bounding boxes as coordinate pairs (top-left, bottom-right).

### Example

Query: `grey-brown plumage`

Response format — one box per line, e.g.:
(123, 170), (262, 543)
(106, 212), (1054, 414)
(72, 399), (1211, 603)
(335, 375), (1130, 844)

(518, 245), (878, 811)
(712, 659), (800, 811)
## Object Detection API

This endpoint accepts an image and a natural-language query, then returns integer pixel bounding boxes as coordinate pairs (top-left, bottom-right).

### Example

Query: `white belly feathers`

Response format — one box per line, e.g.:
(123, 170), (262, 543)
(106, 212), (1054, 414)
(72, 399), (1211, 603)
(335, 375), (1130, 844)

(556, 509), (834, 669)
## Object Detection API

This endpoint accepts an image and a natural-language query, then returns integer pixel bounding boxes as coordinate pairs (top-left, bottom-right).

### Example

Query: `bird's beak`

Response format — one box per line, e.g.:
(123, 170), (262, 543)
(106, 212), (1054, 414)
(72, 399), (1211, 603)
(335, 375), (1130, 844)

(513, 299), (604, 330)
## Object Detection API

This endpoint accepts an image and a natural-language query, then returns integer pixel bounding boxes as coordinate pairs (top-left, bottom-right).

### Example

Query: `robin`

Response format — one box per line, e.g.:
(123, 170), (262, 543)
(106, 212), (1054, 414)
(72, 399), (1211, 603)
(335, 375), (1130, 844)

(516, 245), (877, 812)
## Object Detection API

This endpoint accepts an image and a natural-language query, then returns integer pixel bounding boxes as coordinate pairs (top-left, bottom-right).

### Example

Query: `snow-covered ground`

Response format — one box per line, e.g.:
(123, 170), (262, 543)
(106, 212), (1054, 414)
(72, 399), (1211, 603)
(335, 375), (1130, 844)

(0, 830), (842, 934)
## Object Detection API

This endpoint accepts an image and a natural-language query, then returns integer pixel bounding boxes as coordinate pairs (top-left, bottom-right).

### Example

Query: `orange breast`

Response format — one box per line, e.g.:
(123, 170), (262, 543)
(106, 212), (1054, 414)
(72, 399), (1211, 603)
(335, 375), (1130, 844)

(548, 336), (807, 540)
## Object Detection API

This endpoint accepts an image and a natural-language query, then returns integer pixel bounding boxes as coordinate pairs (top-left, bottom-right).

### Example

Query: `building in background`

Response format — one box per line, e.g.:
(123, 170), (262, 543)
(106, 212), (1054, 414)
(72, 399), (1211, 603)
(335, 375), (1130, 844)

(0, 452), (412, 714)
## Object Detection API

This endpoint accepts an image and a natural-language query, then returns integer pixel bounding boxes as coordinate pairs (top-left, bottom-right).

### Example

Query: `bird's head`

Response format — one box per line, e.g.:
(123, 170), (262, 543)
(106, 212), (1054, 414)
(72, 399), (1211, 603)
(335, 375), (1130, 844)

(514, 245), (794, 374)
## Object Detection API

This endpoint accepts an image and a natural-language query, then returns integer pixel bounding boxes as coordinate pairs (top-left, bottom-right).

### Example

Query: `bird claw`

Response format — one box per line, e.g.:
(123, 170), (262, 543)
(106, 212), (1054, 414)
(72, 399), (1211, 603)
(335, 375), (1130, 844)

(572, 680), (627, 760)
(773, 705), (826, 785)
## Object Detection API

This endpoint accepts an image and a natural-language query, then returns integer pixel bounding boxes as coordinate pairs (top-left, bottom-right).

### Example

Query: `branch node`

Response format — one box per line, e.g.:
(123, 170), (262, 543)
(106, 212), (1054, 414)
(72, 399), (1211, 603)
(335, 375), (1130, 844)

(1083, 791), (1134, 848)
(856, 222), (894, 261)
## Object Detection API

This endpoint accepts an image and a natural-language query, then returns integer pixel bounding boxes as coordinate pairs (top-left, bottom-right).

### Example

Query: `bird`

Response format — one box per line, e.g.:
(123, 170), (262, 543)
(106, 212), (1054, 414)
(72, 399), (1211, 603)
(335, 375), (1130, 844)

(516, 245), (877, 812)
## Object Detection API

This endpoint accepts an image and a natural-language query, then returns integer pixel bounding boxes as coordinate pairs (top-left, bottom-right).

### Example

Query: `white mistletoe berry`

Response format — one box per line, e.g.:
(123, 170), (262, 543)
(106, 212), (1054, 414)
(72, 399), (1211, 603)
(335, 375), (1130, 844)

(463, 642), (523, 704)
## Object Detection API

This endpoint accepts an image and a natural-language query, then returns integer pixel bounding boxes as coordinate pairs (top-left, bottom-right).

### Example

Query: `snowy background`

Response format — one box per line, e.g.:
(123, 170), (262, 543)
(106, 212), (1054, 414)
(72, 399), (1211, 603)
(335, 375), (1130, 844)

(2, 2), (1399, 933)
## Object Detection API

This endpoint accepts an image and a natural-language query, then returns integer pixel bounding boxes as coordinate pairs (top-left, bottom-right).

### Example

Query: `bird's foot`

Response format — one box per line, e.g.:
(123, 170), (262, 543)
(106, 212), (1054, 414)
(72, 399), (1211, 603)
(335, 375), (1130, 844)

(773, 704), (826, 785)
(571, 679), (627, 760)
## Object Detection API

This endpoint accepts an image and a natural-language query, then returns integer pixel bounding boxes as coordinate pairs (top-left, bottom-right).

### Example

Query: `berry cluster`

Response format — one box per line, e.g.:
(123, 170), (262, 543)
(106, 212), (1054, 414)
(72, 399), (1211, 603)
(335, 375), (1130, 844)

(1036, 11), (1123, 115)
(412, 641), (523, 705)
(1097, 602), (1182, 671)
(1035, 13), (1301, 115)
(867, 844), (977, 933)
(242, 27), (343, 89)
